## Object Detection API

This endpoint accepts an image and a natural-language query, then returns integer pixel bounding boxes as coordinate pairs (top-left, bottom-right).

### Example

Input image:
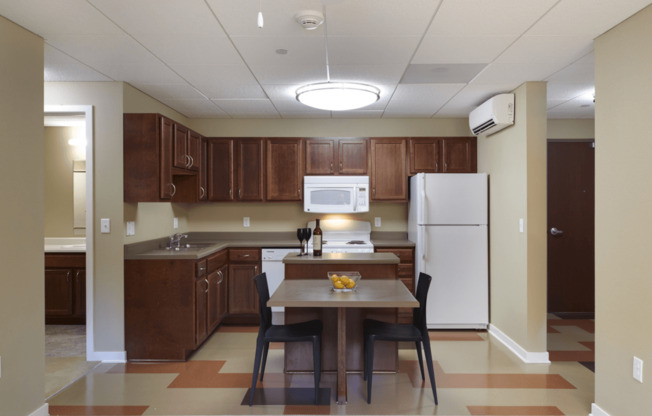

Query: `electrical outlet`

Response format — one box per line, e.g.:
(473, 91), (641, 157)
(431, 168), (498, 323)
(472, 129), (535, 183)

(173, 217), (179, 229)
(633, 356), (644, 383)
(519, 218), (524, 233)
(126, 221), (135, 236)
(375, 217), (381, 227)
(100, 218), (110, 234)
(243, 217), (250, 227)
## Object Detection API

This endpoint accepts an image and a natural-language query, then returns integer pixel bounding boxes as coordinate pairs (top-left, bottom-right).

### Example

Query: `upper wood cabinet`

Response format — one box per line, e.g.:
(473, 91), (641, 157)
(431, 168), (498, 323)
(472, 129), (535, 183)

(305, 138), (368, 175)
(266, 138), (304, 201)
(198, 139), (208, 201)
(235, 138), (265, 202)
(408, 137), (477, 175)
(124, 114), (199, 203)
(370, 138), (407, 201)
(173, 125), (201, 172)
(206, 139), (234, 201)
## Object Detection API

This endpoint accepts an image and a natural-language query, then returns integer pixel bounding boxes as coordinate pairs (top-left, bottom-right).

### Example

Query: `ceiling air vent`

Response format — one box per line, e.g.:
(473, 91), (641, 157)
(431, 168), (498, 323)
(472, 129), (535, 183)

(295, 11), (324, 30)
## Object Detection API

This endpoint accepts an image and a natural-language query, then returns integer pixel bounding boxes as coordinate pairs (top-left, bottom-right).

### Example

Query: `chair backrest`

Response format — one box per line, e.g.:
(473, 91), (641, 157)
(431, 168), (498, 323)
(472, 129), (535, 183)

(413, 272), (432, 330)
(253, 273), (273, 330)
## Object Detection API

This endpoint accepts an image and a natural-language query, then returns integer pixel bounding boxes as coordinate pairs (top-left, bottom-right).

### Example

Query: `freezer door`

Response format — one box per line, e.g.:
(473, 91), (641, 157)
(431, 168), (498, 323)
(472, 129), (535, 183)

(423, 173), (487, 225)
(421, 225), (488, 328)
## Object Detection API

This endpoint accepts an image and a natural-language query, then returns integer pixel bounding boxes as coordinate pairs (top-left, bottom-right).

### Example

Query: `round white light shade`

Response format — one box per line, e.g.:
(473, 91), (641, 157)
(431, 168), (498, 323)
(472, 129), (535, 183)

(296, 82), (380, 111)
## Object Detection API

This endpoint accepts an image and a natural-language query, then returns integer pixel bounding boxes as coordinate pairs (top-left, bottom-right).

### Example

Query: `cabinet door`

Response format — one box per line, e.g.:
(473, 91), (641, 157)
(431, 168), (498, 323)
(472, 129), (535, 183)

(266, 138), (303, 201)
(370, 138), (407, 201)
(159, 116), (174, 199)
(305, 139), (336, 175)
(228, 263), (259, 315)
(173, 123), (190, 169)
(409, 138), (440, 174)
(198, 139), (208, 201)
(207, 270), (219, 332)
(187, 130), (202, 172)
(207, 139), (234, 201)
(442, 137), (477, 173)
(73, 269), (86, 319)
(235, 138), (264, 201)
(339, 138), (368, 175)
(216, 265), (228, 324)
(45, 269), (73, 316)
(195, 276), (208, 345)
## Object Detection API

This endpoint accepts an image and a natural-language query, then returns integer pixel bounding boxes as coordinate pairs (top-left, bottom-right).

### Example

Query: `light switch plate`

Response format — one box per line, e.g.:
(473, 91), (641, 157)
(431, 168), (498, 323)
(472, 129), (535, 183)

(519, 218), (524, 233)
(173, 217), (179, 229)
(243, 217), (250, 227)
(375, 217), (381, 227)
(634, 356), (644, 383)
(100, 218), (110, 234)
(126, 221), (135, 236)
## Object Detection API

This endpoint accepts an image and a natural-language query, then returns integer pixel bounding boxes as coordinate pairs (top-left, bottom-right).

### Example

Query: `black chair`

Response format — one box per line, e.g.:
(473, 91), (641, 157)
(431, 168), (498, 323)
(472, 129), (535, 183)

(363, 272), (438, 404)
(249, 273), (323, 406)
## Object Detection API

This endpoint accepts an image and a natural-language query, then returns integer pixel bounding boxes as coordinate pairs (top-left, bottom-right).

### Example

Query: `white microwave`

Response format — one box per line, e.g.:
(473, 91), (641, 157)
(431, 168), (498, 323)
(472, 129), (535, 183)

(304, 176), (370, 213)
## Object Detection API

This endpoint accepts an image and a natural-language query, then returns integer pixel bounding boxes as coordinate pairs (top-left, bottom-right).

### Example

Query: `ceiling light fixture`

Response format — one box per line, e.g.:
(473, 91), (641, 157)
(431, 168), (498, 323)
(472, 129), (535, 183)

(295, 9), (380, 111)
(257, 0), (264, 28)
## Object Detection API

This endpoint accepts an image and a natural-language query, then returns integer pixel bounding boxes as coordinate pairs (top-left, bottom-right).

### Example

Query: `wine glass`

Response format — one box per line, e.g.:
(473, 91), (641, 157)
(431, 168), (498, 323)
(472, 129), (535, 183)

(296, 228), (306, 256)
(303, 228), (312, 255)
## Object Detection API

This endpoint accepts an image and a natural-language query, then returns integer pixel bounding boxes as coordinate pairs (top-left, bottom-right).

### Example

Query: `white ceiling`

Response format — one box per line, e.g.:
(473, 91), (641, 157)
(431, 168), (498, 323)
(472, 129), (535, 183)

(2, 0), (650, 119)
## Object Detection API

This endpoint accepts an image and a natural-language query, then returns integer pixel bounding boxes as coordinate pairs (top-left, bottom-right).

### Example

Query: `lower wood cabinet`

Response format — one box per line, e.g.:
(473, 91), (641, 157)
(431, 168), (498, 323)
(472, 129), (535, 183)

(374, 247), (415, 324)
(227, 249), (261, 321)
(45, 253), (85, 324)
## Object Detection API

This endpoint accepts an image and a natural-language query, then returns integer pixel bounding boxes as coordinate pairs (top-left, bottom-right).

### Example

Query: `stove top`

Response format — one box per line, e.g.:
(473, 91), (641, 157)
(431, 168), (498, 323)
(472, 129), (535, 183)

(306, 220), (374, 253)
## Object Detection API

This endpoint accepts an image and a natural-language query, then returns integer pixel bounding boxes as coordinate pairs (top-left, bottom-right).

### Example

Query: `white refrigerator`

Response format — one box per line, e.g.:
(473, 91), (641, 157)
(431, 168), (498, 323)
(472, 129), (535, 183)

(408, 173), (489, 329)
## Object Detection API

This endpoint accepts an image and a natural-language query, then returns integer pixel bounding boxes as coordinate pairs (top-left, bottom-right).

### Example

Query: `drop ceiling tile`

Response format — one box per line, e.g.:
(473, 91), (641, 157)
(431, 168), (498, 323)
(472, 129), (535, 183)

(210, 99), (280, 118)
(129, 83), (207, 101)
(99, 60), (185, 84)
(171, 64), (264, 99)
(137, 34), (243, 66)
(333, 110), (384, 119)
(196, 84), (267, 100)
(250, 64), (327, 85)
(231, 36), (326, 66)
(329, 64), (406, 85)
(546, 52), (594, 83)
(327, 36), (421, 65)
(547, 83), (595, 101)
(426, 0), (557, 37)
(158, 99), (229, 118)
(45, 33), (157, 66)
(496, 35), (595, 65)
(89, 0), (226, 36)
(412, 36), (516, 64)
(383, 83), (466, 117)
(272, 99), (331, 115)
(207, 0), (325, 37)
(401, 64), (486, 84)
(44, 44), (112, 81)
(325, 0), (441, 36)
(0, 0), (121, 36)
(526, 0), (652, 37)
(547, 95), (595, 119)
(435, 83), (517, 117)
(471, 62), (560, 86)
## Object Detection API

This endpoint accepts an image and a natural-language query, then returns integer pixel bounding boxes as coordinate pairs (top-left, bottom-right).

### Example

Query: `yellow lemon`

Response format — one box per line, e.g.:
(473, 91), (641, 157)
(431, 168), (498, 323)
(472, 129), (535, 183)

(340, 276), (350, 284)
(346, 280), (356, 289)
(330, 275), (339, 282)
(334, 281), (345, 289)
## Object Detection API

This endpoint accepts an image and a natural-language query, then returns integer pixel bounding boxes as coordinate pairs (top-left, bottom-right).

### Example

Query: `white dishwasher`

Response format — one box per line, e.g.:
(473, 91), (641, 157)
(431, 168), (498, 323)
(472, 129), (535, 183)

(261, 247), (300, 314)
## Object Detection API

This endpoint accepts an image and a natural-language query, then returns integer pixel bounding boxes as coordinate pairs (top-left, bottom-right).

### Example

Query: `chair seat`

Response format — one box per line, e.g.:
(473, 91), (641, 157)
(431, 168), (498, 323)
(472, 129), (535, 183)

(265, 319), (323, 342)
(364, 318), (423, 342)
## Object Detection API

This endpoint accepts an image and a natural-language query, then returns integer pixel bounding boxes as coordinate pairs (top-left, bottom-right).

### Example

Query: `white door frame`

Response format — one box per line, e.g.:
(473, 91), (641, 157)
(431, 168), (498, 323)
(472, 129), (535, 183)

(44, 105), (95, 360)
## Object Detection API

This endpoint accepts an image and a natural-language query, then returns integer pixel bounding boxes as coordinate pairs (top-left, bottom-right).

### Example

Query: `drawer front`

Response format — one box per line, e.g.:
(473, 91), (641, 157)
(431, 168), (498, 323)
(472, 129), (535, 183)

(398, 263), (414, 278)
(45, 253), (86, 268)
(229, 248), (260, 262)
(196, 259), (207, 277)
(207, 250), (228, 273)
(375, 247), (414, 263)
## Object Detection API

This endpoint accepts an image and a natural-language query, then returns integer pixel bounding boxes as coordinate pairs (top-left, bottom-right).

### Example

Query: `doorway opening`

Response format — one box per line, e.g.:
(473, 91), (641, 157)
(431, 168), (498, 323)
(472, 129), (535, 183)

(43, 105), (98, 398)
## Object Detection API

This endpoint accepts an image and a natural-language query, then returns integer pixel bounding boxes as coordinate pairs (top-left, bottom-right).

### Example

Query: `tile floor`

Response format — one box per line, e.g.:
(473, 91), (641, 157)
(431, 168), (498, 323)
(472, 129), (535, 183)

(46, 315), (594, 415)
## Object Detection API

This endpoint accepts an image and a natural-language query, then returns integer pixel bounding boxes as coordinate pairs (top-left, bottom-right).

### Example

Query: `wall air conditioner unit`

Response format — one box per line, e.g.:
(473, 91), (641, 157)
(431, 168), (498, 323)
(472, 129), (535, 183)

(469, 93), (515, 136)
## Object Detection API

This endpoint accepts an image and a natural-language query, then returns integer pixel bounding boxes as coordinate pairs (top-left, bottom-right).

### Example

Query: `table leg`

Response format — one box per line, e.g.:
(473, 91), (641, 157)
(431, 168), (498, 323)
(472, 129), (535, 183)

(336, 306), (347, 404)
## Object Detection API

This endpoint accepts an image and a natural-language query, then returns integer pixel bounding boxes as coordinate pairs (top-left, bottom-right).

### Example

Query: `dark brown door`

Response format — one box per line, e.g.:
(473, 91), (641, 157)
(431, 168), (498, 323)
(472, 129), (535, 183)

(547, 141), (595, 313)
(266, 138), (303, 201)
(235, 138), (264, 201)
(207, 139), (234, 201)
(441, 137), (476, 173)
(338, 138), (368, 175)
(305, 139), (336, 175)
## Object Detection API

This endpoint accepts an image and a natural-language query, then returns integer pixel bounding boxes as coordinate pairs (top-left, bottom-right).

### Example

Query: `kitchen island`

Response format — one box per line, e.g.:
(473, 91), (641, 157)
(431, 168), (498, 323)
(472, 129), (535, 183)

(281, 252), (402, 380)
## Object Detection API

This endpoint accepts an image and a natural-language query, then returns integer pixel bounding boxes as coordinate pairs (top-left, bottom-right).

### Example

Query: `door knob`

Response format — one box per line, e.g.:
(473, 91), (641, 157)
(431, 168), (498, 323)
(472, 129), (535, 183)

(550, 227), (564, 236)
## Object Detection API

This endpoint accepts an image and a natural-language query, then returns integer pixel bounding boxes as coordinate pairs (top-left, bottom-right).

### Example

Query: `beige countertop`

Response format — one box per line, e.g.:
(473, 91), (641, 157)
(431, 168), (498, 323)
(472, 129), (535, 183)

(124, 232), (413, 260)
(44, 237), (86, 253)
(282, 252), (399, 264)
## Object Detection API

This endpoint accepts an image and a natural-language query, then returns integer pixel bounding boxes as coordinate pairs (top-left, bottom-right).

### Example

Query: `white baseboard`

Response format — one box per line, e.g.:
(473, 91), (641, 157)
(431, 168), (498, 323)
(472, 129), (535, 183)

(29, 403), (48, 416)
(590, 403), (611, 416)
(87, 350), (127, 363)
(488, 324), (551, 364)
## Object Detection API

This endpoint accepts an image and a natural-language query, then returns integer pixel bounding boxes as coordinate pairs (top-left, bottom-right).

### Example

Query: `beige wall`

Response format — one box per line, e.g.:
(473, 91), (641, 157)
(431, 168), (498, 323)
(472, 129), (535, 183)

(547, 119), (594, 139)
(45, 82), (125, 354)
(594, 5), (652, 415)
(477, 82), (548, 355)
(44, 126), (85, 237)
(0, 16), (45, 416)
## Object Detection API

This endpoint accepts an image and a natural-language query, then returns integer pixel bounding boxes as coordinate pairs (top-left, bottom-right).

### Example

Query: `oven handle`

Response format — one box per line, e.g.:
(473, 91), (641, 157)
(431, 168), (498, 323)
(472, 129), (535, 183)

(354, 186), (359, 212)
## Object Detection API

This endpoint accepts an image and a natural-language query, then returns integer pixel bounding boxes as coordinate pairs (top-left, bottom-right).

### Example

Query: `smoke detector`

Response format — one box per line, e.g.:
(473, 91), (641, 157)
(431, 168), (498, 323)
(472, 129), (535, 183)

(295, 10), (324, 30)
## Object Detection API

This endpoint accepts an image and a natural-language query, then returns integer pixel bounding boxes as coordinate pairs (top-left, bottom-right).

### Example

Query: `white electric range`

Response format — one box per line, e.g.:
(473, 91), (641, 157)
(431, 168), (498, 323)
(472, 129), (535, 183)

(307, 219), (374, 253)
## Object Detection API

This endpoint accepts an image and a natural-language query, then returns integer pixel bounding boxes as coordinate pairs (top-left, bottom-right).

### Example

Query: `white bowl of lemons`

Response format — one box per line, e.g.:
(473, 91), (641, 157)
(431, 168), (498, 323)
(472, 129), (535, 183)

(328, 271), (361, 292)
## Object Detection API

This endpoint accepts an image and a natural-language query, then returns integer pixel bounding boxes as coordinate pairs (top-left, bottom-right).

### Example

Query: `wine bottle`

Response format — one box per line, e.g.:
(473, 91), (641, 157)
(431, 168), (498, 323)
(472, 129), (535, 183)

(313, 218), (322, 256)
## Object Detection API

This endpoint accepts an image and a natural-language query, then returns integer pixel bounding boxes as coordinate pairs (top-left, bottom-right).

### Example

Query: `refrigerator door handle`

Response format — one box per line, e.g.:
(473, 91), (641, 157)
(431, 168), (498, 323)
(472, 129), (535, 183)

(420, 176), (426, 225)
(421, 226), (427, 261)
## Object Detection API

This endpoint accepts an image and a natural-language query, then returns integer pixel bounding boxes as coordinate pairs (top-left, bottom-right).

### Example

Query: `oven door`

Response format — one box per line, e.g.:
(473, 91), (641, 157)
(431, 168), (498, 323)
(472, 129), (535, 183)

(304, 184), (368, 213)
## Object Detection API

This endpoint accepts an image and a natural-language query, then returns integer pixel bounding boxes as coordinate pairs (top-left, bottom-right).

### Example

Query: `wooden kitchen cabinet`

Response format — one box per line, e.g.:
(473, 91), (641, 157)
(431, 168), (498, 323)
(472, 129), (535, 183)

(227, 248), (260, 322)
(370, 138), (408, 201)
(45, 253), (85, 324)
(409, 137), (440, 174)
(198, 138), (208, 201)
(172, 124), (202, 171)
(305, 138), (368, 175)
(374, 247), (415, 324)
(206, 138), (234, 201)
(441, 137), (477, 173)
(124, 114), (199, 202)
(266, 138), (304, 201)
(235, 138), (265, 201)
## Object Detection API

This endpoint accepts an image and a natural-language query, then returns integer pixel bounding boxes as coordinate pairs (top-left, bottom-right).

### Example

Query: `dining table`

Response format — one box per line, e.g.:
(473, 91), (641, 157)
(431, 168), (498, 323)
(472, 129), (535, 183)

(268, 278), (418, 405)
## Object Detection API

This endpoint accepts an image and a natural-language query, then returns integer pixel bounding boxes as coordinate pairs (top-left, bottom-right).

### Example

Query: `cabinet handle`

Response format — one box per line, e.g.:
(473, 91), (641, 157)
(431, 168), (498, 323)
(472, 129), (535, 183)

(66, 270), (72, 283)
(436, 161), (438, 172)
(254, 265), (258, 274)
(373, 188), (375, 197)
(189, 155), (194, 168)
(200, 186), (205, 199)
(229, 188), (232, 198)
(297, 188), (301, 197)
(185, 154), (191, 168)
(170, 183), (176, 197)
(330, 161), (333, 173)
(205, 277), (209, 293)
(445, 162), (448, 171)
(238, 189), (241, 199)
(339, 161), (343, 172)
(217, 270), (224, 284)
(240, 254), (250, 258)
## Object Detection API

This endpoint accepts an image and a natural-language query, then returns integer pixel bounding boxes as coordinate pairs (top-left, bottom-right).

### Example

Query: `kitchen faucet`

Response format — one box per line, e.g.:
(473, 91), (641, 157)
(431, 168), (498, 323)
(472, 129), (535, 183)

(169, 233), (188, 250)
